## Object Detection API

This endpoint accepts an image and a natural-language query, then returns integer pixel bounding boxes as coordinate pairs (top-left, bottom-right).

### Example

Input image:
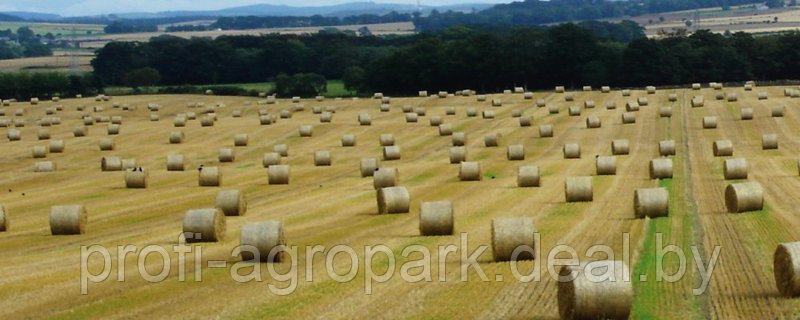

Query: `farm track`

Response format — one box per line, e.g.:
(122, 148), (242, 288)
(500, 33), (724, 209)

(0, 88), (799, 318)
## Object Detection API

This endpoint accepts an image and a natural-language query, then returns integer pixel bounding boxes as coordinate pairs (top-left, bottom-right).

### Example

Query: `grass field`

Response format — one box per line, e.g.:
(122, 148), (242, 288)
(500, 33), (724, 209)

(0, 21), (104, 36)
(1, 85), (800, 318)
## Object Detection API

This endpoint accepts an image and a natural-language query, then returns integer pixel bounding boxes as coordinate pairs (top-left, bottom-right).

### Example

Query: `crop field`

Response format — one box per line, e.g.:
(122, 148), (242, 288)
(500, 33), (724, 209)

(635, 6), (800, 36)
(1, 85), (800, 319)
(0, 53), (94, 73)
(0, 21), (104, 36)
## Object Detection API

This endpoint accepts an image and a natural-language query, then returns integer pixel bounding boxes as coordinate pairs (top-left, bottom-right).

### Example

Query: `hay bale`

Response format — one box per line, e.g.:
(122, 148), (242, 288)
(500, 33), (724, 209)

(342, 134), (356, 147)
(13, 118), (24, 127)
(405, 113), (418, 123)
(106, 124), (120, 135)
(491, 99), (502, 107)
(200, 116), (215, 127)
(702, 116), (718, 129)
(727, 93), (738, 102)
(625, 102), (639, 112)
(484, 133), (502, 147)
(299, 125), (313, 137)
(692, 83), (701, 90)
(358, 113), (372, 126)
(319, 111), (333, 123)
(659, 140), (676, 156)
(401, 105), (414, 113)
(99, 138), (115, 151)
(314, 150), (331, 166)
(34, 161), (56, 172)
(596, 156), (617, 175)
(518, 165), (540, 187)
(507, 144), (525, 161)
(383, 146), (401, 160)
(7, 129), (20, 141)
(725, 181), (763, 213)
(563, 143), (580, 159)
(772, 105), (785, 117)
(621, 112), (636, 124)
(691, 96), (704, 108)
(360, 158), (379, 177)
(659, 107), (672, 117)
(219, 148), (235, 162)
(758, 92), (768, 100)
(101, 156), (122, 171)
(715, 92), (724, 100)
(216, 190), (247, 216)
(240, 221), (285, 262)
(491, 217), (535, 261)
(377, 186), (410, 214)
(565, 93), (574, 102)
(466, 108), (478, 117)
(30, 97), (39, 105)
(649, 158), (673, 179)
(459, 161), (481, 181)
(548, 105), (559, 114)
(536, 99), (546, 108)
(234, 134), (249, 147)
(196, 166), (222, 187)
(557, 260), (633, 320)
(415, 107), (427, 116)
(182, 208), (225, 242)
(762, 134), (778, 150)
(111, 116), (122, 124)
(668, 93), (678, 102)
(740, 107), (753, 120)
(586, 116), (601, 128)
(379, 104), (390, 112)
(262, 152), (281, 168)
(555, 86), (565, 93)
(637, 97), (649, 106)
(268, 165), (290, 184)
(274, 144), (288, 157)
(723, 158), (748, 180)
(568, 106), (581, 116)
(612, 139), (629, 155)
(584, 100), (595, 108)
(713, 140), (733, 157)
(606, 101), (617, 110)
(523, 92), (534, 100)
(452, 132), (466, 146)
(436, 124), (452, 136)
(50, 205), (87, 235)
(601, 86), (611, 93)
(374, 167), (399, 189)
(150, 114), (160, 121)
(49, 140), (64, 153)
(482, 110), (495, 119)
(169, 131), (185, 144)
(174, 117), (187, 127)
(450, 146), (467, 164)
(125, 168), (148, 188)
(167, 155), (185, 171)
(539, 125), (554, 138)
(419, 90), (428, 97)
(418, 201), (454, 236)
(634, 187), (669, 218)
(32, 145), (47, 158)
(0, 204), (6, 232)
(774, 241), (800, 297)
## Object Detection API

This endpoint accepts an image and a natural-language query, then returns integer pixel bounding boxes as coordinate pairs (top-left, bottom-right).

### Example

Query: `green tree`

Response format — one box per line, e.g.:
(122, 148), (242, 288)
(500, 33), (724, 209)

(122, 67), (162, 89)
(342, 66), (365, 94)
(273, 73), (327, 97)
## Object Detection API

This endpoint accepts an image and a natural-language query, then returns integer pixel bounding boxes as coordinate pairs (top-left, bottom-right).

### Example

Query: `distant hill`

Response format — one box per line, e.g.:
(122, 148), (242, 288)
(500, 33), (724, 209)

(0, 11), (60, 21)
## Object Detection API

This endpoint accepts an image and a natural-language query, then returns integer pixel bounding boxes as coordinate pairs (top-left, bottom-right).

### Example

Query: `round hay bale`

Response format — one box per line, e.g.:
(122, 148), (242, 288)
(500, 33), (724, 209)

(169, 131), (185, 144)
(167, 155), (185, 171)
(491, 217), (535, 261)
(659, 140), (676, 156)
(173, 117), (187, 127)
(723, 158), (748, 180)
(262, 152), (281, 168)
(715, 92), (725, 100)
(199, 166), (221, 186)
(312, 106), (323, 114)
(182, 208), (225, 242)
(518, 165), (540, 187)
(449, 146), (467, 164)
(725, 182), (763, 213)
(13, 118), (24, 127)
(459, 161), (481, 181)
(383, 146), (401, 160)
(774, 241), (800, 297)
(762, 134), (778, 150)
(452, 132), (466, 146)
(692, 83), (701, 90)
(512, 109), (522, 117)
(548, 105), (559, 114)
(373, 167), (399, 189)
(605, 101), (617, 110)
(741, 107), (753, 120)
(634, 187), (669, 218)
(713, 140), (733, 157)
(621, 112), (636, 124)
(32, 145), (47, 158)
(596, 156), (617, 175)
(125, 168), (148, 188)
(555, 86), (565, 93)
(314, 150), (331, 166)
(586, 116), (601, 128)
(219, 148), (235, 162)
(107, 124), (120, 135)
(200, 116), (214, 127)
(482, 110), (495, 119)
(439, 124), (452, 136)
(150, 114), (160, 121)
(491, 99), (502, 107)
(419, 201), (454, 236)
(99, 138), (115, 151)
(34, 161), (56, 172)
(7, 129), (20, 141)
(646, 86), (656, 94)
(360, 158), (379, 177)
(30, 97), (39, 105)
(466, 108), (478, 117)
(299, 125), (313, 137)
(50, 205), (87, 235)
(536, 99), (546, 108)
(418, 91), (428, 97)
(691, 97), (704, 108)
(649, 158), (673, 179)
(727, 93), (738, 102)
(758, 92), (768, 100)
(507, 144), (525, 161)
(485, 133), (502, 147)
(584, 100), (595, 108)
(377, 186), (410, 214)
(342, 134), (357, 147)
(119, 158), (136, 170)
(568, 106), (581, 116)
(637, 97), (649, 106)
(772, 105), (785, 117)
(405, 112), (418, 123)
(702, 116), (717, 129)
(39, 118), (52, 127)
(601, 86), (611, 93)
(0, 204), (7, 232)
(111, 116), (122, 124)
(611, 139), (629, 155)
(563, 143), (580, 159)
(216, 189), (247, 216)
(101, 156), (122, 171)
(539, 125), (554, 138)
(415, 107), (427, 116)
(268, 165), (290, 184)
(565, 93), (575, 102)
(240, 221), (285, 262)
(37, 128), (50, 140)
(401, 105), (414, 113)
(668, 93), (678, 102)
(519, 116), (531, 127)
(320, 111), (333, 123)
(280, 110), (292, 119)
(557, 260), (633, 320)
(274, 144), (288, 157)
(234, 134), (249, 147)
(659, 107), (672, 117)
(359, 113), (371, 125)
(565, 176), (592, 202)
(48, 140), (64, 153)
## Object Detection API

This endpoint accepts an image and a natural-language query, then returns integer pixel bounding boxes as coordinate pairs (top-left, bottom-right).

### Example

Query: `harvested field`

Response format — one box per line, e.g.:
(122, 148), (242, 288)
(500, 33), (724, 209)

(1, 85), (800, 318)
(0, 54), (94, 73)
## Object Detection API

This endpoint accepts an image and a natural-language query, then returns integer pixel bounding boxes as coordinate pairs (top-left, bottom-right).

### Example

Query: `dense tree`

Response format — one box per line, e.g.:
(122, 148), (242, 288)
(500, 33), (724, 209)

(123, 67), (161, 89)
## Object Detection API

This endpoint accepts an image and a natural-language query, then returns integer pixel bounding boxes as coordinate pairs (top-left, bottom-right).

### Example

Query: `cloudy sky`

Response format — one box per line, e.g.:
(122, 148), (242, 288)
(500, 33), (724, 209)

(0, 0), (510, 16)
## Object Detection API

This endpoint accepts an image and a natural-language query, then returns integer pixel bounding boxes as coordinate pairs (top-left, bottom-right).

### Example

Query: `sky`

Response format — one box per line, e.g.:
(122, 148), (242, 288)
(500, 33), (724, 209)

(0, 0), (512, 16)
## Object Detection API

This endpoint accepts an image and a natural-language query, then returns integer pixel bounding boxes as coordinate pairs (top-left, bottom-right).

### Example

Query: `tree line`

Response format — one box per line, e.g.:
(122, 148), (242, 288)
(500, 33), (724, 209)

(0, 72), (102, 100)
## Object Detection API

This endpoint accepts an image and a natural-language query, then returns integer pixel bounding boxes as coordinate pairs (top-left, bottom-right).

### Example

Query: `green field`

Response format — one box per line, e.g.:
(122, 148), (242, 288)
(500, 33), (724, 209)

(0, 21), (104, 36)
(105, 80), (354, 97)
